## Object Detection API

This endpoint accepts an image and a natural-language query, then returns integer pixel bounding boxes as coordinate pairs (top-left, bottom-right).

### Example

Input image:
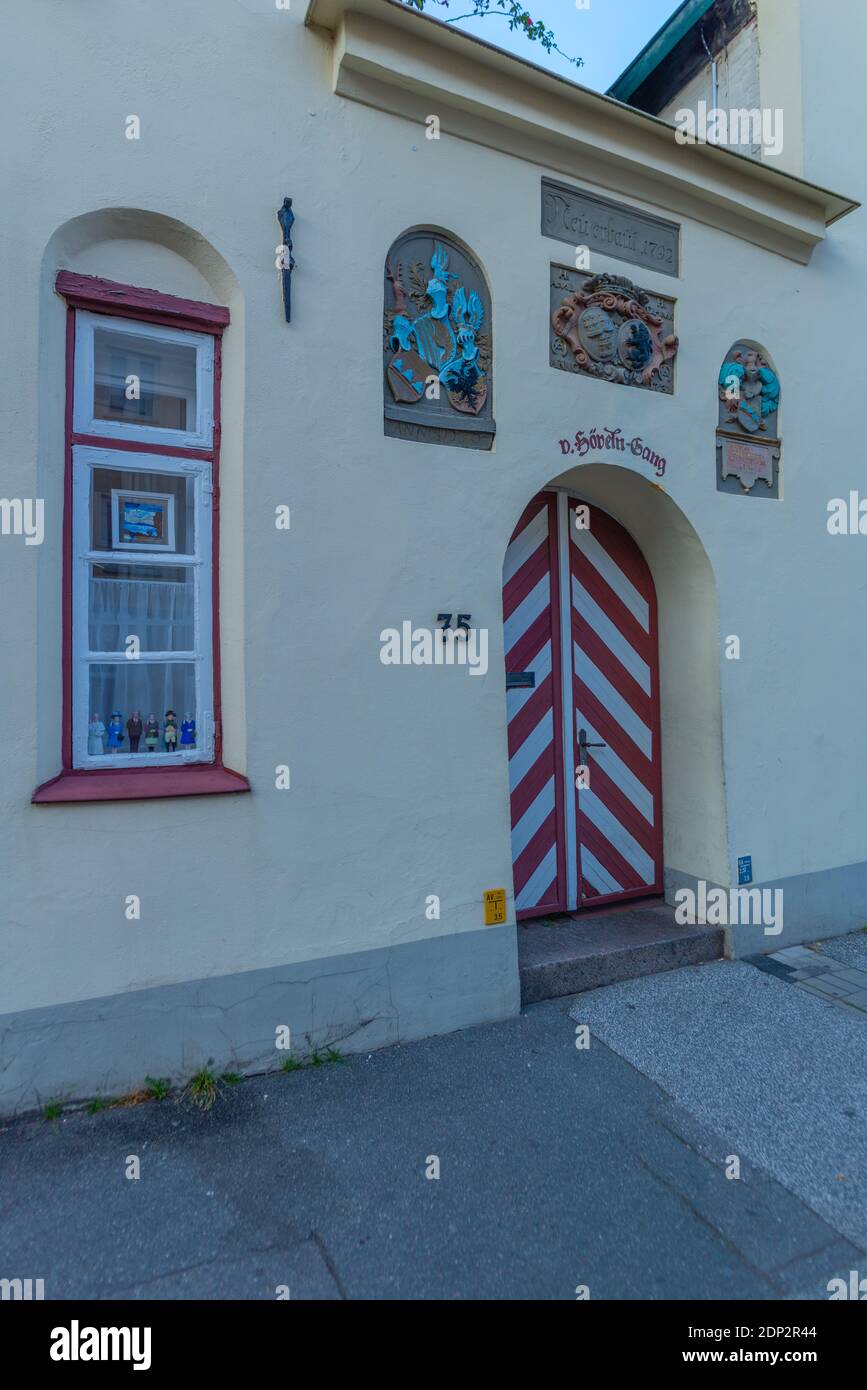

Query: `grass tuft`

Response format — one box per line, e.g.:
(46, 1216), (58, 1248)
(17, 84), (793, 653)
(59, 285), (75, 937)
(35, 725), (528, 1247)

(179, 1067), (224, 1111)
(86, 1097), (116, 1114)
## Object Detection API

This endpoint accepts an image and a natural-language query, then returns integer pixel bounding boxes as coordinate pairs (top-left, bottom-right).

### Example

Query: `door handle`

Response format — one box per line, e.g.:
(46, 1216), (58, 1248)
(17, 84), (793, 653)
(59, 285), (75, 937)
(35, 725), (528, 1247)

(578, 728), (607, 763)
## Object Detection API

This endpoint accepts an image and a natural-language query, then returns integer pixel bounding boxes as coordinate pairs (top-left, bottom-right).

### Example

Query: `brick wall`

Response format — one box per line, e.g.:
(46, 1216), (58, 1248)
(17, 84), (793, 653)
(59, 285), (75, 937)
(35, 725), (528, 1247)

(658, 19), (763, 159)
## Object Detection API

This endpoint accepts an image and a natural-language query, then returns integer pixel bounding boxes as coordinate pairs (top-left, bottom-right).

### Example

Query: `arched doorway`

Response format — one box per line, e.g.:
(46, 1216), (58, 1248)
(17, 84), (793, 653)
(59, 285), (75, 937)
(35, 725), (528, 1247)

(503, 489), (663, 919)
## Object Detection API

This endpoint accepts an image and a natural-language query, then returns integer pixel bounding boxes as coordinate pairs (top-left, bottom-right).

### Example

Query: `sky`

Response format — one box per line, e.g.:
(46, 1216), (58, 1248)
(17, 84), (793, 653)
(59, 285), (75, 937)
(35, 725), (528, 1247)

(437, 0), (685, 93)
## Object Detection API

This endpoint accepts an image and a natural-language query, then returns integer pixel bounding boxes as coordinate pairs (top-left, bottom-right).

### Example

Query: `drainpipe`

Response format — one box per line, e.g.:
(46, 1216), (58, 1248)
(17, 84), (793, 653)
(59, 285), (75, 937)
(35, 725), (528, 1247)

(700, 24), (719, 131)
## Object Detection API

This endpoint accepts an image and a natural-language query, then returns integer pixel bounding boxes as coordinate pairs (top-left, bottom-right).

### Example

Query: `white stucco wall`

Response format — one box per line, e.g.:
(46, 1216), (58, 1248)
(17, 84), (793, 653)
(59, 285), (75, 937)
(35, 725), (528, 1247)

(1, 0), (866, 1032)
(799, 0), (867, 202)
(754, 0), (804, 177)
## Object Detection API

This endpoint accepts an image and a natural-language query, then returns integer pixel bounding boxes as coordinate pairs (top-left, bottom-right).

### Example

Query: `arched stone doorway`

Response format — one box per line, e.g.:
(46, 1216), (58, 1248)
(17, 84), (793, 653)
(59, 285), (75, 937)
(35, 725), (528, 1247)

(502, 465), (727, 920)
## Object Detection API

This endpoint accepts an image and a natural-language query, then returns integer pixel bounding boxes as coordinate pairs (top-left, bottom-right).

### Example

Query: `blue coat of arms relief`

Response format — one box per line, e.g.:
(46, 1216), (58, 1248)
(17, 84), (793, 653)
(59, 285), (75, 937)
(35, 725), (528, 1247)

(384, 233), (494, 450)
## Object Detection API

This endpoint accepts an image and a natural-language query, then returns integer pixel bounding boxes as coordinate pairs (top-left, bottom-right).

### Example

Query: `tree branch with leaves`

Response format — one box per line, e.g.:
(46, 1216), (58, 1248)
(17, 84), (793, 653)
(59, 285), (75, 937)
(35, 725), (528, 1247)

(401, 0), (583, 68)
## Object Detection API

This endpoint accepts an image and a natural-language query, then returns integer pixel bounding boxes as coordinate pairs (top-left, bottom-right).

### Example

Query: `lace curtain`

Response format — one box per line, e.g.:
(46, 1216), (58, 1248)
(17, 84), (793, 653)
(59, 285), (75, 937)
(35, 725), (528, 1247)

(88, 577), (196, 723)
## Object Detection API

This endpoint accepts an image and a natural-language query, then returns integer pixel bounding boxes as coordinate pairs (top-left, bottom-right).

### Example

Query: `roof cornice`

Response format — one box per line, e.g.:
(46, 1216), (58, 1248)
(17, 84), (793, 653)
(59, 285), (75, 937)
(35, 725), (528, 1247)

(305, 0), (858, 265)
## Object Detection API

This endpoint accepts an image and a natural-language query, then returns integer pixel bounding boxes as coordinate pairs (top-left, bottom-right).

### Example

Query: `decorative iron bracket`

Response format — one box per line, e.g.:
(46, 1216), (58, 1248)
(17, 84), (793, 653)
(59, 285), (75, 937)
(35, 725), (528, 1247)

(276, 197), (296, 323)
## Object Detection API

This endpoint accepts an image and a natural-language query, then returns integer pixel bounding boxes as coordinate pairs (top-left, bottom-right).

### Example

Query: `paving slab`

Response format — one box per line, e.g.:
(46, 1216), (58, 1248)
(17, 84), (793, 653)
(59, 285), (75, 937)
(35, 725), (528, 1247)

(824, 968), (867, 988)
(804, 976), (854, 998)
(772, 946), (822, 965)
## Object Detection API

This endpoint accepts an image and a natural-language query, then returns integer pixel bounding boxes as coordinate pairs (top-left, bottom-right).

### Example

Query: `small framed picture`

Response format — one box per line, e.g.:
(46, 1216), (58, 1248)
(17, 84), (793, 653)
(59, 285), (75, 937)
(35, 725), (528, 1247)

(111, 489), (176, 551)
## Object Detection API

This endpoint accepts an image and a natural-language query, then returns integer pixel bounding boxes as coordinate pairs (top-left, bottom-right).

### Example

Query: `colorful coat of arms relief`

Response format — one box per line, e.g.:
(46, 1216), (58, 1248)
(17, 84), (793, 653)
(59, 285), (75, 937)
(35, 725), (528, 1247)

(716, 341), (781, 497)
(549, 269), (678, 394)
(718, 345), (780, 435)
(383, 233), (494, 450)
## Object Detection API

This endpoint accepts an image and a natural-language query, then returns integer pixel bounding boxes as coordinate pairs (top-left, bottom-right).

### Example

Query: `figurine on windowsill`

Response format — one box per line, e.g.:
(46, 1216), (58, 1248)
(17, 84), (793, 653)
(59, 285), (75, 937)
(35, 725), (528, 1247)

(106, 712), (125, 751)
(144, 714), (160, 752)
(126, 711), (143, 752)
(164, 709), (178, 751)
(180, 713), (196, 749)
(88, 714), (106, 756)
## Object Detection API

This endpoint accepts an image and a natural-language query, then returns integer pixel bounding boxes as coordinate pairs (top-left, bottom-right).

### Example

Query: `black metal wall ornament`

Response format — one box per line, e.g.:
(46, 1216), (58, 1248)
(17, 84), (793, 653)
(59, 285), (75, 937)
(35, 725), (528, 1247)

(276, 197), (296, 323)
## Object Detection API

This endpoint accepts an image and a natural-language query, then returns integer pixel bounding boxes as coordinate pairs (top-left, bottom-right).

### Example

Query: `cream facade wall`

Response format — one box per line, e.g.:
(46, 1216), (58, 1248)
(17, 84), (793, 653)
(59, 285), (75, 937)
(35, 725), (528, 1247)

(1, 0), (865, 1110)
(755, 0), (804, 177)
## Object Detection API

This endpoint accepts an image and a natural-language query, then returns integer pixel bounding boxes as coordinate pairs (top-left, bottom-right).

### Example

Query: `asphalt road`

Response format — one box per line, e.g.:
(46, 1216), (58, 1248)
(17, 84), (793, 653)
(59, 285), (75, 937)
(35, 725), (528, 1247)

(1, 959), (864, 1300)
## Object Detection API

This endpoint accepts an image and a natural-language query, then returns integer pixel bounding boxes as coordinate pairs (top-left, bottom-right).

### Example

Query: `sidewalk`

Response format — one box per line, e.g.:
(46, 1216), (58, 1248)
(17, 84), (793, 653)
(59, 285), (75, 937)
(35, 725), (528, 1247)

(1, 954), (865, 1300)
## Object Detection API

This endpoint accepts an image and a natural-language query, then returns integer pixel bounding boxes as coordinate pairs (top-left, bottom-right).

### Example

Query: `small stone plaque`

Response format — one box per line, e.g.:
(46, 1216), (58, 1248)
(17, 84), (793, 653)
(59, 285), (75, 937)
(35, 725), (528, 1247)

(716, 433), (780, 498)
(542, 179), (680, 278)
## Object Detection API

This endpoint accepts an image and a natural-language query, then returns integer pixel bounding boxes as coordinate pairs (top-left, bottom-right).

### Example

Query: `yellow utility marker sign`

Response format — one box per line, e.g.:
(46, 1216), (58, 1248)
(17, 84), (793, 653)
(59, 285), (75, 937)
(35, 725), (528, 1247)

(483, 889), (507, 925)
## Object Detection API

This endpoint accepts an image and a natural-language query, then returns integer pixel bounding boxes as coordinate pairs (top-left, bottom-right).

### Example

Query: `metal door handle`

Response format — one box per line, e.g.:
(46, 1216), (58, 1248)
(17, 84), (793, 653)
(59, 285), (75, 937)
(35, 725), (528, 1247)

(578, 728), (607, 762)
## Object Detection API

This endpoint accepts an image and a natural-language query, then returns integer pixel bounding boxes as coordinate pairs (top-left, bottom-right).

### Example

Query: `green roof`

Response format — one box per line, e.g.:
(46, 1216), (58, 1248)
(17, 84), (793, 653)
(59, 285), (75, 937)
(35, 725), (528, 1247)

(607, 0), (716, 103)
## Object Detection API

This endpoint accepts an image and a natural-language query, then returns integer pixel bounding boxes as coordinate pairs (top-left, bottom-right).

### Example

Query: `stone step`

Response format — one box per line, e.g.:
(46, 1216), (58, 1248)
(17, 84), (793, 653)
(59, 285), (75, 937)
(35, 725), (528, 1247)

(518, 900), (725, 1004)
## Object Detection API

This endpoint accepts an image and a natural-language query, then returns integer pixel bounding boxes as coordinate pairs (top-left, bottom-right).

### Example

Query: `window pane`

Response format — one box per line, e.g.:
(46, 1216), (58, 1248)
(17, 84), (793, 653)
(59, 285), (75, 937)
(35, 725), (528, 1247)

(90, 467), (195, 554)
(89, 563), (195, 653)
(87, 662), (198, 756)
(93, 327), (197, 431)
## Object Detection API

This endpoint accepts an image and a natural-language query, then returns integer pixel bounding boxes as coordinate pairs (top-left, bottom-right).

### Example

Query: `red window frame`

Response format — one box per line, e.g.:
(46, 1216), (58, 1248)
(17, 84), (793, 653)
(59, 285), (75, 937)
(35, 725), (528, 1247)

(33, 272), (249, 804)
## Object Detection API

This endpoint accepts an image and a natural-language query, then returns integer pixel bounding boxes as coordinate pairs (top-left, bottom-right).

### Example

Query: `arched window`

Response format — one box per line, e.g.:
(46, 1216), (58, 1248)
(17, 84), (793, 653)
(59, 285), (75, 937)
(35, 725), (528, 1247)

(33, 270), (248, 802)
(383, 229), (494, 451)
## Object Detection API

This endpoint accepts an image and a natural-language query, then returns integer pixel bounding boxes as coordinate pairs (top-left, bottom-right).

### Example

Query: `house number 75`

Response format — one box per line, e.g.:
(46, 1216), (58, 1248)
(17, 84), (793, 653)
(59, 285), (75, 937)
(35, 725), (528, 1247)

(437, 613), (472, 635)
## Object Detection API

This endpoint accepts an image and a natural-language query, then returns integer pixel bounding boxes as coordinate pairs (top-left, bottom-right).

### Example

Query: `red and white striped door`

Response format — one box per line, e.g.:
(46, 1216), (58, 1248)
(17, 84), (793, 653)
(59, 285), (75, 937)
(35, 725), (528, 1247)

(503, 491), (662, 919)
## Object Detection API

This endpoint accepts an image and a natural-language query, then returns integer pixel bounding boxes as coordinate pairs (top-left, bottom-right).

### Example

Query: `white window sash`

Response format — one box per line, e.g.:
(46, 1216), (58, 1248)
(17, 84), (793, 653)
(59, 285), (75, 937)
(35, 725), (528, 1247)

(73, 312), (214, 450)
(72, 445), (214, 769)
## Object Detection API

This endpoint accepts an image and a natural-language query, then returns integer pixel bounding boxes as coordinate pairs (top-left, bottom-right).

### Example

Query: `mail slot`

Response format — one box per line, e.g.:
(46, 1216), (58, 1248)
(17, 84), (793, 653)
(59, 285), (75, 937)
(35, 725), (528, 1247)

(506, 671), (536, 690)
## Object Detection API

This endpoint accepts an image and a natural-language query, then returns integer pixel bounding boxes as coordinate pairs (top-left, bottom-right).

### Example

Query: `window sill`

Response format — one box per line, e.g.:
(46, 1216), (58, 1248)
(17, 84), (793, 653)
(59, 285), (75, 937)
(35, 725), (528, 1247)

(32, 765), (250, 804)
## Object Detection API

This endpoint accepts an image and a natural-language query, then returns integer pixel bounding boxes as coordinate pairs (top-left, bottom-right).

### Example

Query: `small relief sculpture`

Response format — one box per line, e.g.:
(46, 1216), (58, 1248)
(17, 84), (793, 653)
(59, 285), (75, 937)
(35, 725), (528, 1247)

(718, 346), (780, 435)
(384, 231), (495, 450)
(551, 271), (678, 394)
(716, 341), (781, 497)
(386, 242), (487, 414)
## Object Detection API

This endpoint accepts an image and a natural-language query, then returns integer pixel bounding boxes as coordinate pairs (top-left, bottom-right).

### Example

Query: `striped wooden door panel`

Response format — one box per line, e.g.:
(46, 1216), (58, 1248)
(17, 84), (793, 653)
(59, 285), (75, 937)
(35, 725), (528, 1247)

(569, 499), (663, 905)
(503, 493), (567, 918)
